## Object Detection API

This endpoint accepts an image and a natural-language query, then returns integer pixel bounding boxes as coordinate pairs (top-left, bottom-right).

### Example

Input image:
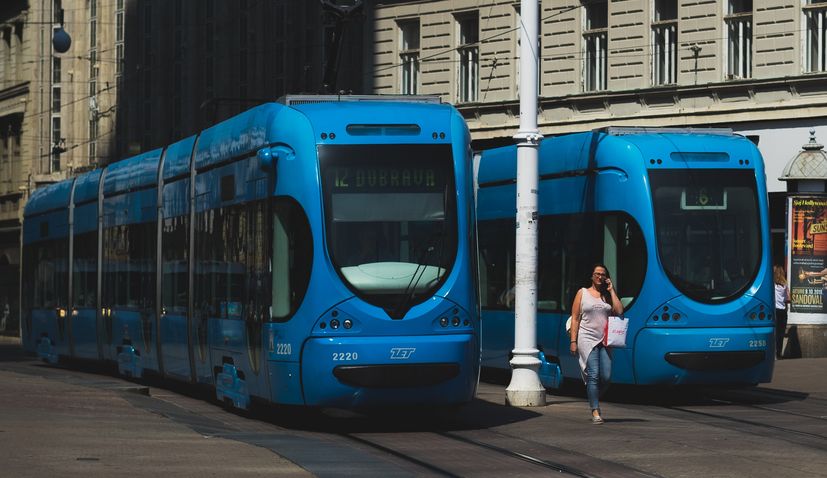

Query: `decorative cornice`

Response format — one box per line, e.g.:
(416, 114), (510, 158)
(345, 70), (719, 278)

(0, 82), (30, 102)
(459, 73), (827, 138)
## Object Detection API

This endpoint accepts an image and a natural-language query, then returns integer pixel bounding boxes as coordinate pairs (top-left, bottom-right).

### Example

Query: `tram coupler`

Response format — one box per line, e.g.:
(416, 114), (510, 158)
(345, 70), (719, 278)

(216, 363), (250, 410)
(36, 336), (59, 364)
(117, 345), (143, 378)
(538, 351), (562, 389)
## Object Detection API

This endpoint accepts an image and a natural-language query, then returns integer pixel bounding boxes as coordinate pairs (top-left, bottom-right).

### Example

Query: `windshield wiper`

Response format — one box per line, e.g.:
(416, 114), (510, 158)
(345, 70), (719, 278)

(390, 232), (445, 319)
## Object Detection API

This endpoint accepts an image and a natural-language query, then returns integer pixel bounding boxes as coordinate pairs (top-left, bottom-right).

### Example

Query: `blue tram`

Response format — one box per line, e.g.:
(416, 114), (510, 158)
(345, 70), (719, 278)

(22, 95), (479, 408)
(476, 127), (774, 386)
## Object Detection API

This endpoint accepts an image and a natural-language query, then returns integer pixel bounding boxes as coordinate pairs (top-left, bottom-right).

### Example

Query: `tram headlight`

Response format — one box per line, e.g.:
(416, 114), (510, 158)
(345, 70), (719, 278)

(439, 317), (449, 327)
(330, 319), (340, 329)
(451, 317), (460, 327)
(343, 319), (353, 329)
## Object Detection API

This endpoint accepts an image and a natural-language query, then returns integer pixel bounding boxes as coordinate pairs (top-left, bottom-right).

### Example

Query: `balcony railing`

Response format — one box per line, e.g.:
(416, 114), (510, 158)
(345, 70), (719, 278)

(458, 45), (479, 102)
(400, 52), (419, 95)
(805, 5), (827, 72)
(725, 14), (752, 79)
(652, 21), (677, 85)
(584, 30), (607, 91)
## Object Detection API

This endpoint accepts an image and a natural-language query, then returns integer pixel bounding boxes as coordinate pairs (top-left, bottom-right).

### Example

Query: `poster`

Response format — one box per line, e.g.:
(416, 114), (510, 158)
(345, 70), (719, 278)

(789, 197), (827, 314)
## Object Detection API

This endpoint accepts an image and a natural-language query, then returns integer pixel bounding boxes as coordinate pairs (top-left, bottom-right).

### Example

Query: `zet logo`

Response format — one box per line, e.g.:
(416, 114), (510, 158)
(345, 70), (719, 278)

(709, 338), (730, 348)
(390, 347), (416, 359)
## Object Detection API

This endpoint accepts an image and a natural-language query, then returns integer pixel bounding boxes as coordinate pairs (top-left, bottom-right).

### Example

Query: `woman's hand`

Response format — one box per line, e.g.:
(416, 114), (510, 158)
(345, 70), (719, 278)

(605, 278), (614, 292)
(570, 340), (577, 356)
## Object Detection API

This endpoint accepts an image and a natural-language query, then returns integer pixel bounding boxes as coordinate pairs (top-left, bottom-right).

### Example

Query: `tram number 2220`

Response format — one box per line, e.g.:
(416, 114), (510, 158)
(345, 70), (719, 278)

(333, 352), (359, 361)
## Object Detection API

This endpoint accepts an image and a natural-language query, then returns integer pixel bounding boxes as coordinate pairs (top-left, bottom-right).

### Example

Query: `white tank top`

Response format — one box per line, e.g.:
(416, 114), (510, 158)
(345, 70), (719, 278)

(774, 283), (788, 310)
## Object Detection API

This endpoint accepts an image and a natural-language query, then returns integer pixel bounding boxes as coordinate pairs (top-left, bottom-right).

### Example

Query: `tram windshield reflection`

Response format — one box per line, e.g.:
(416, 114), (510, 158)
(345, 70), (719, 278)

(320, 144), (457, 316)
(650, 169), (761, 303)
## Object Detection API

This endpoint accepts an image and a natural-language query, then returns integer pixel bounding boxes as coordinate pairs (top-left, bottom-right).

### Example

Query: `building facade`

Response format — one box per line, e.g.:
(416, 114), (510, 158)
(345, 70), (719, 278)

(369, 0), (827, 354)
(369, 0), (827, 190)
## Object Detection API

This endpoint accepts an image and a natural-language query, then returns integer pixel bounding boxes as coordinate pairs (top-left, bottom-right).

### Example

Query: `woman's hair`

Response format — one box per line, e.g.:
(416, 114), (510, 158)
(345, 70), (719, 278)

(773, 265), (787, 286)
(591, 263), (612, 304)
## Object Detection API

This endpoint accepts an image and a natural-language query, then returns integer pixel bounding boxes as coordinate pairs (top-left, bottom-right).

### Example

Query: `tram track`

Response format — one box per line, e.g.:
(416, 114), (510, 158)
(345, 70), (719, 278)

(338, 426), (662, 478)
(339, 430), (587, 477)
(635, 387), (827, 452)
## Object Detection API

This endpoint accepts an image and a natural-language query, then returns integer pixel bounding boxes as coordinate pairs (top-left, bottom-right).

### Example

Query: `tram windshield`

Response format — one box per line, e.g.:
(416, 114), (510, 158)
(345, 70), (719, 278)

(320, 144), (457, 318)
(649, 169), (761, 303)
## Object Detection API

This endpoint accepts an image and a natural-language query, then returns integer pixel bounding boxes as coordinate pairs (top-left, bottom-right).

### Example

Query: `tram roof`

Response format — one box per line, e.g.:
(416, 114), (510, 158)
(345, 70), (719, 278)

(194, 103), (280, 171)
(73, 169), (103, 205)
(289, 100), (454, 142)
(163, 135), (196, 180)
(103, 148), (164, 196)
(477, 128), (756, 185)
(25, 179), (75, 217)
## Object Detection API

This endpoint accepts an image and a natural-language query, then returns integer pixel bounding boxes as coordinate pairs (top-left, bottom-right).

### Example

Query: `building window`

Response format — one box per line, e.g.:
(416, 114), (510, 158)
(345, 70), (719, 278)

(89, 117), (98, 163)
(52, 86), (61, 111)
(399, 21), (420, 95)
(116, 43), (124, 76)
(725, 0), (752, 79)
(652, 0), (677, 85)
(52, 57), (61, 85)
(457, 13), (479, 103)
(583, 1), (608, 92)
(805, 1), (827, 72)
(89, 0), (97, 48)
(51, 116), (61, 172)
(115, 0), (125, 80)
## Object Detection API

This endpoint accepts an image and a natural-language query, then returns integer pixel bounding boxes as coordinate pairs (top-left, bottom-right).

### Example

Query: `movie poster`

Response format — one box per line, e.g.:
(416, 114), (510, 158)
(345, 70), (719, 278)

(789, 197), (827, 314)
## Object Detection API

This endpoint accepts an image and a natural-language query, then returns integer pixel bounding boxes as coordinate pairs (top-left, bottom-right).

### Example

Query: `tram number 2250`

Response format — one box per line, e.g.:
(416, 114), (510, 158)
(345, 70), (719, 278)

(748, 339), (767, 348)
(333, 352), (359, 361)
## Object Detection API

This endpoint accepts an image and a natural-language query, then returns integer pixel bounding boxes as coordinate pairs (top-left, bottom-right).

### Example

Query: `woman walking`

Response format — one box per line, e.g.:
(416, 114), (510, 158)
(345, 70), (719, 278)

(569, 264), (624, 424)
(774, 265), (790, 359)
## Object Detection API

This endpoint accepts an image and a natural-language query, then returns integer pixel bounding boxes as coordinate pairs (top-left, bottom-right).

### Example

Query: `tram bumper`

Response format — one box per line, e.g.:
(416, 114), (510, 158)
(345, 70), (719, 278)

(634, 326), (774, 385)
(301, 334), (478, 408)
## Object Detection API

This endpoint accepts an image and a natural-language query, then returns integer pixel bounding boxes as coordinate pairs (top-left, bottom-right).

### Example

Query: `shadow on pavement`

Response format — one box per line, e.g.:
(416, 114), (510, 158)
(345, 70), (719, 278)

(482, 366), (809, 408)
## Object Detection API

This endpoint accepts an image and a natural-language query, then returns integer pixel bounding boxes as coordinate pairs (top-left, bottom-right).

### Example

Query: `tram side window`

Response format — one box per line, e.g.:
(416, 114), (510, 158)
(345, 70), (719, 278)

(195, 205), (247, 318)
(536, 220), (567, 312)
(270, 198), (313, 322)
(161, 214), (189, 315)
(33, 242), (55, 308)
(537, 212), (646, 312)
(22, 239), (68, 310)
(607, 216), (647, 309)
(535, 214), (594, 313)
(477, 219), (516, 310)
(245, 200), (271, 324)
(21, 243), (34, 315)
(102, 222), (156, 310)
(72, 231), (97, 307)
(35, 239), (69, 309)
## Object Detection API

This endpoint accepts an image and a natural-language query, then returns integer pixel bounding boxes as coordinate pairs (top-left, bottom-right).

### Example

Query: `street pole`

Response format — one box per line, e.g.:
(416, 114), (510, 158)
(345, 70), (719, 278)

(506, 0), (545, 407)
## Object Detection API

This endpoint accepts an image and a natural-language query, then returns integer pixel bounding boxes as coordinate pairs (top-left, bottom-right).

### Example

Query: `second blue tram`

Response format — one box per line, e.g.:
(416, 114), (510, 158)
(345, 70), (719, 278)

(476, 127), (774, 386)
(21, 95), (479, 408)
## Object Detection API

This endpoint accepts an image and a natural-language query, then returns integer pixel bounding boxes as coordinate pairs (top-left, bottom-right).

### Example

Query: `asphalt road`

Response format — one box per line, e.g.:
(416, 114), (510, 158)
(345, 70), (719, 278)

(1, 336), (825, 477)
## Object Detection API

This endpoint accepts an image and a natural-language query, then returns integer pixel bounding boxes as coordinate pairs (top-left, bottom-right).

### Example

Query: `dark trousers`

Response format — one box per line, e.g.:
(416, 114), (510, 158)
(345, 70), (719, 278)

(775, 308), (788, 358)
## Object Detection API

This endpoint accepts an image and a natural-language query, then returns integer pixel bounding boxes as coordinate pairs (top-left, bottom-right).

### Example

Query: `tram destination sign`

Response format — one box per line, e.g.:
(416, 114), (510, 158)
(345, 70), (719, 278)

(680, 186), (727, 210)
(329, 166), (442, 192)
